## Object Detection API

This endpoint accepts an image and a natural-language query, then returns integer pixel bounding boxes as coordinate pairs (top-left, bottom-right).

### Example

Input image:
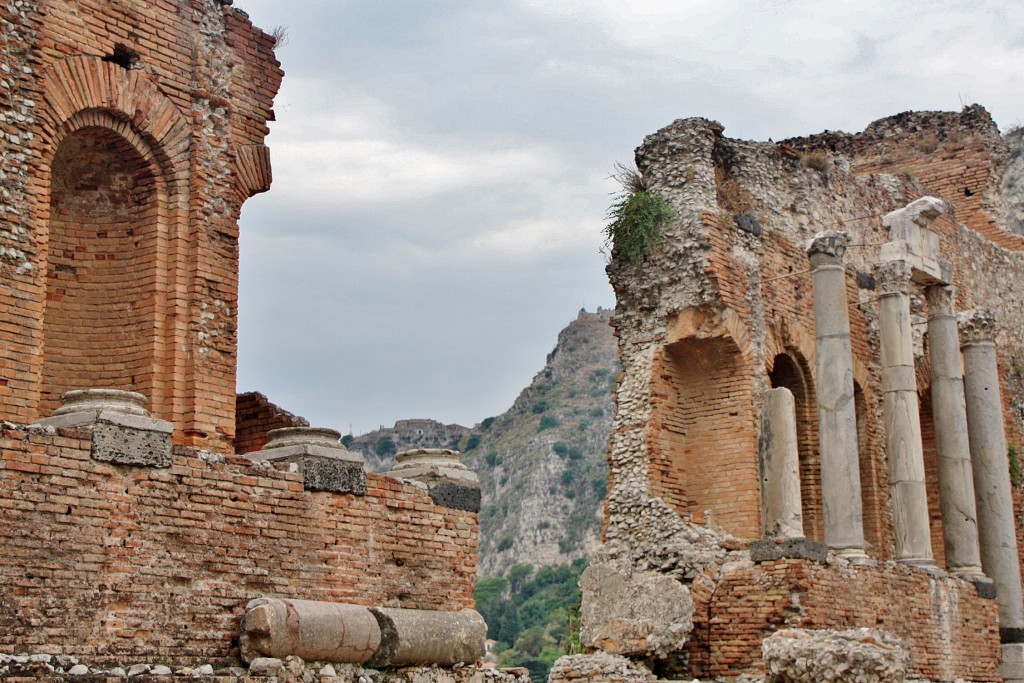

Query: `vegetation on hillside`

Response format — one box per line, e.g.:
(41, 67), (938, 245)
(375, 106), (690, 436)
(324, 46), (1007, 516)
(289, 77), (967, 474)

(475, 561), (586, 682)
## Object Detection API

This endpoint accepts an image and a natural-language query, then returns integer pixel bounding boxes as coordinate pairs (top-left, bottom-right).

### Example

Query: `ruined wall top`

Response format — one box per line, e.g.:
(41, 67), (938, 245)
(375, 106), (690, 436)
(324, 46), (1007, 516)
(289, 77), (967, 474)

(0, 0), (283, 448)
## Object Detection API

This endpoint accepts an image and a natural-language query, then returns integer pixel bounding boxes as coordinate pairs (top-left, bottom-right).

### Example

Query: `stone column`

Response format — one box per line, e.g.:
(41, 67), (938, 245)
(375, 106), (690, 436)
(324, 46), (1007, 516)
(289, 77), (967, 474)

(761, 387), (805, 539)
(876, 259), (932, 566)
(959, 309), (1024, 641)
(806, 231), (865, 556)
(925, 285), (983, 576)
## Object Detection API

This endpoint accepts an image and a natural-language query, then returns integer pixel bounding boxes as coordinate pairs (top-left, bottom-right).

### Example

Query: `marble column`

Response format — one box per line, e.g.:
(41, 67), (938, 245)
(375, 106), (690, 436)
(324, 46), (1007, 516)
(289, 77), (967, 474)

(960, 308), (1024, 640)
(925, 285), (983, 576)
(807, 231), (865, 556)
(876, 259), (932, 566)
(761, 387), (805, 539)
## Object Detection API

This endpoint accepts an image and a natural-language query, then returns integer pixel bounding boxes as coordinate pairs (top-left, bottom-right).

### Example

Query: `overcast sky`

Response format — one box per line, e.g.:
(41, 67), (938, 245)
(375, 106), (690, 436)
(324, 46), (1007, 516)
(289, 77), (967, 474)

(233, 0), (1022, 436)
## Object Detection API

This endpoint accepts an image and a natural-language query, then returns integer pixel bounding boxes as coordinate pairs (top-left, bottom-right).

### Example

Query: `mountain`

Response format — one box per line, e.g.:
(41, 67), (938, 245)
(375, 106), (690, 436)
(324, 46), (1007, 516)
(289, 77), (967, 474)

(348, 308), (617, 577)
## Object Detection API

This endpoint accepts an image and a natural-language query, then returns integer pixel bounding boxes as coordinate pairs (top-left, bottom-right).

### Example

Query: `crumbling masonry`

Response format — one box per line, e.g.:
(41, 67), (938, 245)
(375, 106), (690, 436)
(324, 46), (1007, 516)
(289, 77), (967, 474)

(563, 108), (1024, 683)
(0, 1), (494, 679)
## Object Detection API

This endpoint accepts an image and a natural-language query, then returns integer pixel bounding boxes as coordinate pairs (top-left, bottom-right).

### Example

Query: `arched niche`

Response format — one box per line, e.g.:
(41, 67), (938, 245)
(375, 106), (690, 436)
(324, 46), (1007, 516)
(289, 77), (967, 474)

(649, 335), (760, 538)
(768, 351), (821, 541)
(40, 124), (165, 415)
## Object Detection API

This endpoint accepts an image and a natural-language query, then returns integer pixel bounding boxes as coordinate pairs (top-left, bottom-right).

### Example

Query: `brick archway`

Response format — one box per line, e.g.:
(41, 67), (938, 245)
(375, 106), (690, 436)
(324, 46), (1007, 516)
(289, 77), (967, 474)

(34, 57), (190, 424)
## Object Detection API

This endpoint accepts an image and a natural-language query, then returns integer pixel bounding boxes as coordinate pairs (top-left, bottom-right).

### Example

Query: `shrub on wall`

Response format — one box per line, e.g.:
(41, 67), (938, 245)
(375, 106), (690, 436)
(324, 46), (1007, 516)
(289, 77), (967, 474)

(604, 162), (672, 266)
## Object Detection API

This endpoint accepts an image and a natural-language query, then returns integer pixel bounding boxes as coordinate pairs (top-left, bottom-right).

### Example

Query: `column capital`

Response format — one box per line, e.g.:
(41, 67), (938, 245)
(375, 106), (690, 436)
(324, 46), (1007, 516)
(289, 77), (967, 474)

(806, 231), (849, 266)
(925, 284), (956, 317)
(876, 259), (912, 296)
(959, 308), (998, 346)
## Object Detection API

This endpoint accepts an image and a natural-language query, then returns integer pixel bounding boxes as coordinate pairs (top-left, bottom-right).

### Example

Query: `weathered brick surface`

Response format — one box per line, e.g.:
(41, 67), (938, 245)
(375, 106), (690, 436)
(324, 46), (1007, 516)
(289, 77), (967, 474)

(0, 0), (282, 449)
(686, 558), (1000, 681)
(601, 108), (1023, 680)
(0, 426), (477, 666)
(234, 392), (310, 455)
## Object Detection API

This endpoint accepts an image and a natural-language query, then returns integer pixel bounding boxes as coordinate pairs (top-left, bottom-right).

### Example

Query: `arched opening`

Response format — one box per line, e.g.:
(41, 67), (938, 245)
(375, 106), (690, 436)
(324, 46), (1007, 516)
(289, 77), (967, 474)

(649, 336), (759, 538)
(41, 126), (161, 415)
(768, 352), (821, 541)
(919, 389), (945, 566)
(854, 381), (884, 553)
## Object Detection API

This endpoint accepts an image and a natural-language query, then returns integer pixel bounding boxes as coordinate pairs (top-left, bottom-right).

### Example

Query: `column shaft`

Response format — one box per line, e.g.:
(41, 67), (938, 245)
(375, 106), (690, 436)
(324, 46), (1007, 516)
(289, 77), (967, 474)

(960, 309), (1024, 638)
(925, 286), (983, 576)
(807, 232), (865, 555)
(761, 387), (805, 539)
(877, 260), (932, 565)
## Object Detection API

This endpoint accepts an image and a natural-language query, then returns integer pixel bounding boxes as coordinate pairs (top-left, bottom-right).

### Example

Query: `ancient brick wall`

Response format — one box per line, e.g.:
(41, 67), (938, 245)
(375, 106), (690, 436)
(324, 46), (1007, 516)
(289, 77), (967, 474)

(233, 391), (310, 455)
(596, 107), (1023, 681)
(686, 558), (1000, 681)
(0, 424), (477, 665)
(606, 107), (1024, 563)
(0, 0), (281, 448)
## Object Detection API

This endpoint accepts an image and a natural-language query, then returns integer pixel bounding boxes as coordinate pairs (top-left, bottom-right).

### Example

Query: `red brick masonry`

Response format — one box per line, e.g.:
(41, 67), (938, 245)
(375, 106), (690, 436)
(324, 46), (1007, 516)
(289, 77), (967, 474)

(0, 424), (478, 666)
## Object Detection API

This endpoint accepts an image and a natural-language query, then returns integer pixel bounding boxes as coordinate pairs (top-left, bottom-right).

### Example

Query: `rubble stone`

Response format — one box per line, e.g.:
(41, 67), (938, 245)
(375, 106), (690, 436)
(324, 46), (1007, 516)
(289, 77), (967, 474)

(580, 561), (694, 658)
(762, 628), (909, 683)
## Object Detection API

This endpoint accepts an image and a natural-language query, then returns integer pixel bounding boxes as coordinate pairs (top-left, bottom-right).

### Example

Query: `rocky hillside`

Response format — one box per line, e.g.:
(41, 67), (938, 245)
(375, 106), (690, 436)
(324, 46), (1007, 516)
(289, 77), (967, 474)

(349, 308), (618, 577)
(348, 418), (470, 473)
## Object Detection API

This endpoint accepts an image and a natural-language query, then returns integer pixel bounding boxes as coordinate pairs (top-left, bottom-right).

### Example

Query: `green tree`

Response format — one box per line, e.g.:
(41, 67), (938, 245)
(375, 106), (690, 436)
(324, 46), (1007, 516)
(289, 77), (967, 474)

(375, 436), (396, 457)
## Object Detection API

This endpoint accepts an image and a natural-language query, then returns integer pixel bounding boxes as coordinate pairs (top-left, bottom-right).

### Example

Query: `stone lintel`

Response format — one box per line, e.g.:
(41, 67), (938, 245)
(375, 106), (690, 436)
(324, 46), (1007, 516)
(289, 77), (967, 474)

(959, 308), (998, 345)
(881, 196), (950, 286)
(878, 241), (951, 286)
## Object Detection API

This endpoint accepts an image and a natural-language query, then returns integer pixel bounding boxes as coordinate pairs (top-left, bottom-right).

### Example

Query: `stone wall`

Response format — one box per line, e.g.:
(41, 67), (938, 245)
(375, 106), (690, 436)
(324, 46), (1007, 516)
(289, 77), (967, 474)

(687, 556), (999, 681)
(606, 106), (1024, 560)
(0, 0), (281, 448)
(0, 422), (478, 666)
(592, 106), (1024, 681)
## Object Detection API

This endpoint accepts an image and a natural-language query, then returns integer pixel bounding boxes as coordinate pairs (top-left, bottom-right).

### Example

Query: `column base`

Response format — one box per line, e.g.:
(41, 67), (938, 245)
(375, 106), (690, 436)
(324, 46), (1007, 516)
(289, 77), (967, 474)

(1000, 643), (1024, 683)
(897, 557), (936, 570)
(834, 548), (872, 565)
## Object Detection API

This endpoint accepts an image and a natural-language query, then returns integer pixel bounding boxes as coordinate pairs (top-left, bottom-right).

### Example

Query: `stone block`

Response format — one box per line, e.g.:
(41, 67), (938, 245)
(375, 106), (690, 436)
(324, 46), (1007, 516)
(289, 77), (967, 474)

(91, 421), (172, 468)
(251, 427), (367, 495)
(1001, 644), (1024, 682)
(366, 607), (486, 668)
(386, 449), (480, 511)
(295, 455), (367, 495)
(426, 480), (481, 512)
(580, 561), (693, 658)
(762, 628), (908, 683)
(749, 538), (827, 563)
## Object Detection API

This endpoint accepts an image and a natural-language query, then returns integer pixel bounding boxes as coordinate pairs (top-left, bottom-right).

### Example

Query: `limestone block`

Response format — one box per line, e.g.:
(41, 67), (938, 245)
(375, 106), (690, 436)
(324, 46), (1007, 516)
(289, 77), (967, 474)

(239, 598), (381, 664)
(762, 628), (909, 683)
(366, 607), (486, 668)
(579, 561), (694, 658)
